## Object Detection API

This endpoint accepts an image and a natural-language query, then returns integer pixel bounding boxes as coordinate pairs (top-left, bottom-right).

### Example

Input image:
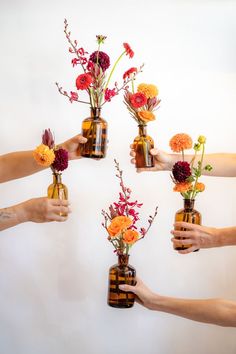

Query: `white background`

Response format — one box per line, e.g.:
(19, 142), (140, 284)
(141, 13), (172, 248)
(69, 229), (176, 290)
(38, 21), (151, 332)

(0, 0), (236, 353)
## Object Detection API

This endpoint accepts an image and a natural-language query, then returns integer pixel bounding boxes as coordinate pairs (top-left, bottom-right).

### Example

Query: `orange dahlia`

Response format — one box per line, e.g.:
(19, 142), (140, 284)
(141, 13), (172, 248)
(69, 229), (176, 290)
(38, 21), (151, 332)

(33, 144), (55, 167)
(169, 133), (193, 152)
(173, 181), (192, 193)
(137, 83), (158, 99)
(107, 216), (132, 237)
(123, 229), (139, 244)
(138, 111), (155, 122)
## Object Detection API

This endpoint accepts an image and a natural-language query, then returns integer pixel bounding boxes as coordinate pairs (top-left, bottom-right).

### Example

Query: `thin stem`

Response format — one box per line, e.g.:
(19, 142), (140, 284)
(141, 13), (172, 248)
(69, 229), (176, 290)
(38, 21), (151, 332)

(56, 82), (90, 105)
(104, 51), (125, 91)
(191, 143), (205, 199)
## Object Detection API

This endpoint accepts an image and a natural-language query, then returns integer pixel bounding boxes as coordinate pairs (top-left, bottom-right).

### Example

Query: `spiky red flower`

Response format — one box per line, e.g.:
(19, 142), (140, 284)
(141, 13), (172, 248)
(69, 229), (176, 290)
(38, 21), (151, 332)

(123, 67), (137, 80)
(89, 51), (110, 71)
(172, 161), (191, 183)
(130, 92), (147, 108)
(52, 148), (69, 172)
(75, 73), (93, 90)
(123, 43), (134, 58)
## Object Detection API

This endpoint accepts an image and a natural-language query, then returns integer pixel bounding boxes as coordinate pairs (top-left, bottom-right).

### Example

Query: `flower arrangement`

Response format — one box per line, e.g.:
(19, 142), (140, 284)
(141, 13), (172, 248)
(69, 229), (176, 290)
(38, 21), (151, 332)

(56, 19), (141, 109)
(102, 160), (158, 255)
(33, 129), (68, 173)
(169, 133), (212, 199)
(124, 79), (161, 124)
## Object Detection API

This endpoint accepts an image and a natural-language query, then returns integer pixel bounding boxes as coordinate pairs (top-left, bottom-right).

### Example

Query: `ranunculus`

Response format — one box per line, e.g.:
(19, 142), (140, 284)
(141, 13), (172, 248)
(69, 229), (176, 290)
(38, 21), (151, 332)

(107, 216), (132, 237)
(123, 229), (139, 244)
(138, 111), (155, 123)
(33, 144), (55, 167)
(76, 73), (93, 90)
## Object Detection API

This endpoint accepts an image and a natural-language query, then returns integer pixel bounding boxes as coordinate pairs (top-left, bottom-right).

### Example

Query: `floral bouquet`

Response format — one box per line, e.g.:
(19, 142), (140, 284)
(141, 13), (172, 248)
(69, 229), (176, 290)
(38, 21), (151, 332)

(56, 19), (141, 159)
(169, 133), (212, 251)
(33, 129), (69, 209)
(103, 159), (158, 308)
(124, 80), (161, 168)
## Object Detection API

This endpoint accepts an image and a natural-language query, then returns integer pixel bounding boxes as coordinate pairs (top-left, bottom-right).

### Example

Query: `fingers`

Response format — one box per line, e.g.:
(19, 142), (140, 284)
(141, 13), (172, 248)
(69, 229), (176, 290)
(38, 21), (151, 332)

(50, 199), (70, 207)
(171, 237), (193, 247)
(174, 222), (202, 231)
(74, 134), (87, 144)
(178, 246), (198, 254)
(171, 229), (194, 238)
(119, 283), (136, 293)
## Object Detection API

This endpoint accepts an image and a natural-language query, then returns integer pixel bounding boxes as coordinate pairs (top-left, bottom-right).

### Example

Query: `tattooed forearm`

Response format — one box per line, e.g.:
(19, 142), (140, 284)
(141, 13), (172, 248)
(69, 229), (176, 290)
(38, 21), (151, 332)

(0, 210), (12, 219)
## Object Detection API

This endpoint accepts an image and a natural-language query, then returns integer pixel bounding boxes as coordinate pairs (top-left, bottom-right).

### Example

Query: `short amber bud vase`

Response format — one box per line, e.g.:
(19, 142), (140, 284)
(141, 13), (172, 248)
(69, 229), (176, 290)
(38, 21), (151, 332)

(81, 107), (108, 159)
(174, 199), (201, 251)
(47, 173), (68, 216)
(107, 254), (136, 309)
(133, 124), (154, 168)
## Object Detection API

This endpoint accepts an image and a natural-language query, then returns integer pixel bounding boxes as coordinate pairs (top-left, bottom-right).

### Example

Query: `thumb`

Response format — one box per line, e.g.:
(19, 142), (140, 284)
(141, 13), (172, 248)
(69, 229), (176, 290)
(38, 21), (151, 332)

(78, 135), (87, 144)
(150, 148), (159, 156)
(119, 284), (136, 293)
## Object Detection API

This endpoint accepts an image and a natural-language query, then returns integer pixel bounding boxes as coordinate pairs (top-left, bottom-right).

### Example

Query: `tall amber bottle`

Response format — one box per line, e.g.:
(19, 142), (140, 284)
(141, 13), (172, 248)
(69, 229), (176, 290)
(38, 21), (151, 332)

(47, 173), (68, 216)
(133, 124), (154, 168)
(81, 107), (107, 159)
(174, 199), (201, 251)
(107, 254), (136, 309)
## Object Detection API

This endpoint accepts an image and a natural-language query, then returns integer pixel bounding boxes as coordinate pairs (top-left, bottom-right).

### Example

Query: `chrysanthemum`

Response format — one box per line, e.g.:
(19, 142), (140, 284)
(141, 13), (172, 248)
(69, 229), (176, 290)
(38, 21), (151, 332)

(52, 148), (69, 172)
(123, 43), (134, 58)
(33, 144), (55, 167)
(123, 67), (137, 80)
(173, 181), (192, 193)
(76, 73), (93, 90)
(195, 182), (205, 192)
(123, 229), (139, 244)
(138, 111), (155, 123)
(169, 133), (193, 152)
(89, 51), (110, 71)
(172, 161), (191, 183)
(130, 92), (147, 108)
(137, 83), (158, 99)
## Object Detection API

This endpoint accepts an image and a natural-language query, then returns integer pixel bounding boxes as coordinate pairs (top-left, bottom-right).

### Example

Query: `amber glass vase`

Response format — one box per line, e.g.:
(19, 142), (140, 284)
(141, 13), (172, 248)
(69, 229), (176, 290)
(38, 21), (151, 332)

(174, 199), (201, 251)
(107, 254), (136, 309)
(47, 173), (68, 216)
(133, 124), (154, 168)
(81, 107), (107, 159)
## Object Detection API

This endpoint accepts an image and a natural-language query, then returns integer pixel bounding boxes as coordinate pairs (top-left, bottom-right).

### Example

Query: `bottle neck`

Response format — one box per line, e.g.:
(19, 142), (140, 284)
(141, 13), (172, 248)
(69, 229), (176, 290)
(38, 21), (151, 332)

(53, 173), (62, 184)
(184, 199), (195, 211)
(118, 254), (129, 266)
(138, 124), (147, 136)
(90, 107), (101, 119)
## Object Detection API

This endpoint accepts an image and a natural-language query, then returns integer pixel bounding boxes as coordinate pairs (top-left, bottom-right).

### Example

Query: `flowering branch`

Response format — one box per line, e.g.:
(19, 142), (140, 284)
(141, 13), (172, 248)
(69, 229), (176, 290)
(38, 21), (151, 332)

(55, 82), (90, 104)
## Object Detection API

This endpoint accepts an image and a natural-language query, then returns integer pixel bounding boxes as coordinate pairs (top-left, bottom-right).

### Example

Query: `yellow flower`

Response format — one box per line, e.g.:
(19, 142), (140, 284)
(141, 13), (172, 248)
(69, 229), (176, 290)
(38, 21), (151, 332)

(137, 83), (158, 99)
(198, 135), (206, 144)
(33, 144), (55, 167)
(138, 111), (156, 123)
(107, 216), (132, 237)
(195, 182), (205, 192)
(173, 182), (192, 193)
(169, 133), (193, 152)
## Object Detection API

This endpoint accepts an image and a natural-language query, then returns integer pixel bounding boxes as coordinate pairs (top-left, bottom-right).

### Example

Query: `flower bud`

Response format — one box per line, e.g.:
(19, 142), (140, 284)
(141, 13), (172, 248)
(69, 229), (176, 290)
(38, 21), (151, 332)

(198, 135), (206, 144)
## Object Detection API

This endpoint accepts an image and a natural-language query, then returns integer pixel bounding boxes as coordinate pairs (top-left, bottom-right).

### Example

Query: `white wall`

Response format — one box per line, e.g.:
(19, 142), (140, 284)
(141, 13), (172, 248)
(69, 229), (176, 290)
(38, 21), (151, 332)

(0, 0), (236, 353)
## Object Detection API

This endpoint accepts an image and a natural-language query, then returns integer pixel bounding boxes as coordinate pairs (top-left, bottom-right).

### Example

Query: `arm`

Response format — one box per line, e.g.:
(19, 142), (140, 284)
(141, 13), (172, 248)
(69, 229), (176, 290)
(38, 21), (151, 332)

(0, 197), (70, 231)
(120, 277), (236, 327)
(130, 147), (236, 177)
(171, 223), (236, 253)
(0, 134), (87, 183)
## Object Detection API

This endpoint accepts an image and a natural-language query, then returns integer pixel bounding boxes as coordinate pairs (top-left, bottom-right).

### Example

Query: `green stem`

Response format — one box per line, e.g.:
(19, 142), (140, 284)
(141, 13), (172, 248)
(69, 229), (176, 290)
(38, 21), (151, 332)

(191, 143), (205, 199)
(104, 50), (126, 91)
(131, 77), (135, 93)
(182, 149), (184, 161)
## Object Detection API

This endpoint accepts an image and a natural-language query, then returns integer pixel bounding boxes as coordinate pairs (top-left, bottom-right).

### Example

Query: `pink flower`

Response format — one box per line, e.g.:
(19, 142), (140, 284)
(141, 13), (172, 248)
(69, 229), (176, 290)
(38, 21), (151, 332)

(69, 91), (78, 102)
(104, 88), (116, 102)
(123, 67), (137, 80)
(71, 58), (80, 67)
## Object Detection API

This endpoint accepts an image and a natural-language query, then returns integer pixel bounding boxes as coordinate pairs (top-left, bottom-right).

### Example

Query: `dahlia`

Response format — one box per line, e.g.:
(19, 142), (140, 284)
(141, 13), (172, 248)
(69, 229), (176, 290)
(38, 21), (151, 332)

(173, 181), (192, 193)
(52, 148), (69, 172)
(169, 133), (193, 152)
(89, 51), (110, 71)
(172, 161), (191, 183)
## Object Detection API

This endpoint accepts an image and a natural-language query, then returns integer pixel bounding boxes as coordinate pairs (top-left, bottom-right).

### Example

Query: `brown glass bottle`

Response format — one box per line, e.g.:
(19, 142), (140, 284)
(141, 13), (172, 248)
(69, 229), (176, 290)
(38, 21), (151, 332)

(107, 254), (136, 308)
(174, 199), (201, 251)
(81, 107), (107, 159)
(133, 124), (154, 168)
(47, 173), (68, 216)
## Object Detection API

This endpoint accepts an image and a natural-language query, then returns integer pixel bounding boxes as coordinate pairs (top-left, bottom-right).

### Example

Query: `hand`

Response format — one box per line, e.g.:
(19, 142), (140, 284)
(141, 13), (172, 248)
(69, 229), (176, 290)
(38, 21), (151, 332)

(20, 197), (71, 223)
(130, 146), (174, 172)
(171, 222), (219, 254)
(60, 134), (87, 160)
(119, 277), (158, 310)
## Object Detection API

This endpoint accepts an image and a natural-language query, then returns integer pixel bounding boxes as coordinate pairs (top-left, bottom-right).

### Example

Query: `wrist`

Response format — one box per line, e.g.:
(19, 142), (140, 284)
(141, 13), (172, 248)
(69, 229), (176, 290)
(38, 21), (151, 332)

(14, 202), (30, 224)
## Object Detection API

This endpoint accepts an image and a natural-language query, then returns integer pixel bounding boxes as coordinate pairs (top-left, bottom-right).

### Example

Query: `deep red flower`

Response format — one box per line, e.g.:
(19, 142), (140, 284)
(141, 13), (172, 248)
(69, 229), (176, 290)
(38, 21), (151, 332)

(52, 148), (69, 172)
(104, 88), (116, 102)
(172, 161), (191, 182)
(75, 73), (93, 90)
(123, 43), (134, 58)
(130, 92), (147, 108)
(89, 51), (110, 71)
(123, 67), (137, 80)
(71, 58), (80, 67)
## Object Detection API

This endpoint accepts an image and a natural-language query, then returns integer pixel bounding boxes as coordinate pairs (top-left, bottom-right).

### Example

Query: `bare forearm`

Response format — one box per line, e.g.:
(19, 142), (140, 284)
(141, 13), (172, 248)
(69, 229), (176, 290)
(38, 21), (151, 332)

(0, 151), (45, 182)
(171, 153), (236, 177)
(151, 296), (236, 327)
(0, 204), (27, 231)
(216, 227), (236, 246)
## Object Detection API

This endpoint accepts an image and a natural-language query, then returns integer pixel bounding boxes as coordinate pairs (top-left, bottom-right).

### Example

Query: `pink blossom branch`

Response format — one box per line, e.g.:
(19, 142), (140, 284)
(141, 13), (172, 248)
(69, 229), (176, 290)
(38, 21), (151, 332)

(55, 82), (90, 105)
(137, 206), (158, 241)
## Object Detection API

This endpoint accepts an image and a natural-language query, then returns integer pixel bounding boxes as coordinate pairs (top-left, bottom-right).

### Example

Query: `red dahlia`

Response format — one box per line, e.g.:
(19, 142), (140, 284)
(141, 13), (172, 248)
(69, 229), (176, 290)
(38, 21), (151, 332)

(172, 161), (191, 183)
(52, 148), (69, 172)
(89, 51), (110, 71)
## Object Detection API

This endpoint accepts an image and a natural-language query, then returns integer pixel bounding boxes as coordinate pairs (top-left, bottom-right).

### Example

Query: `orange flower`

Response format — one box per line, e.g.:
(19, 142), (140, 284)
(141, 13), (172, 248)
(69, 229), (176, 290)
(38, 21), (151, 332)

(107, 216), (132, 237)
(169, 133), (193, 152)
(173, 182), (192, 192)
(137, 83), (158, 99)
(33, 144), (55, 167)
(138, 111), (156, 123)
(195, 182), (205, 192)
(123, 229), (139, 244)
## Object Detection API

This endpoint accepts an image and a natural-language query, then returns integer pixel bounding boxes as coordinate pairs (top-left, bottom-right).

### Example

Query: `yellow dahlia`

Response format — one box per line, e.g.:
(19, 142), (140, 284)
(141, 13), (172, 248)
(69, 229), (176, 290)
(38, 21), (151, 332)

(33, 144), (55, 167)
(137, 83), (158, 99)
(138, 111), (156, 123)
(169, 133), (193, 152)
